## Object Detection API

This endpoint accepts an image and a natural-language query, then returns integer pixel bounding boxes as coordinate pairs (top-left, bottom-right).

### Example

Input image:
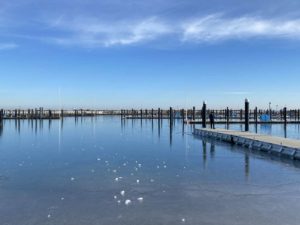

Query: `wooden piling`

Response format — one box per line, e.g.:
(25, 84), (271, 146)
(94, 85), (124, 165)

(192, 106), (195, 121)
(202, 102), (207, 128)
(158, 108), (161, 120)
(169, 107), (173, 121)
(254, 107), (258, 124)
(0, 109), (3, 120)
(245, 99), (249, 132)
(240, 109), (243, 121)
(224, 107), (228, 124)
(283, 107), (287, 125)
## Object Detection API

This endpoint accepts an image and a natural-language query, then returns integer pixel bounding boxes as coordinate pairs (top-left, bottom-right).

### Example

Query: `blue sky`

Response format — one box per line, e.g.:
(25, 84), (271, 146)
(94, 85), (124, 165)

(1, 0), (300, 109)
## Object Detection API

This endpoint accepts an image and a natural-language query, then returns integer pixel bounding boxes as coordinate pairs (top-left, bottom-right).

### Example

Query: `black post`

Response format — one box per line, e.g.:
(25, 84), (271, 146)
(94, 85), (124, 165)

(192, 106), (195, 121)
(202, 101), (207, 128)
(151, 108), (154, 119)
(140, 109), (142, 119)
(240, 109), (243, 121)
(158, 108), (161, 120)
(283, 107), (287, 125)
(226, 107), (229, 125)
(169, 107), (173, 122)
(254, 107), (258, 124)
(245, 98), (249, 132)
(0, 109), (3, 120)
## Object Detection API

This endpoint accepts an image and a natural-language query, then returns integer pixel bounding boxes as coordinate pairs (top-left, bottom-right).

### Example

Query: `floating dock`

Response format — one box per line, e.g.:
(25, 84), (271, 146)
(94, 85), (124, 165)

(186, 120), (300, 124)
(194, 128), (300, 160)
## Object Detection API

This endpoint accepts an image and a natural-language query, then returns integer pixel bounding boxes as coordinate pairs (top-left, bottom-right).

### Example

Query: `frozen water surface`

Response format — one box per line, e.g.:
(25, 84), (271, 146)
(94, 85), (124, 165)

(0, 117), (300, 225)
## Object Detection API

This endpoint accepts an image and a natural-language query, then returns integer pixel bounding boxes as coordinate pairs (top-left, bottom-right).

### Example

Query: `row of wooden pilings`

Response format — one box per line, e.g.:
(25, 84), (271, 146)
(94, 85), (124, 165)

(0, 108), (112, 119)
(121, 99), (292, 131)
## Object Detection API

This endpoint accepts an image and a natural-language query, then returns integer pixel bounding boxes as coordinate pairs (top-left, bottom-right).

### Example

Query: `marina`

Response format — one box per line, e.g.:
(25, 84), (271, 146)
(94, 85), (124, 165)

(1, 0), (300, 223)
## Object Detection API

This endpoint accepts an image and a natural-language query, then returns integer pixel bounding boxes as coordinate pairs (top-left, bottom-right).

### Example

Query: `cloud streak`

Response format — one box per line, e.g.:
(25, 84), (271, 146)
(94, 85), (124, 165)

(182, 15), (300, 42)
(47, 17), (171, 47)
(11, 14), (300, 47)
(0, 43), (18, 50)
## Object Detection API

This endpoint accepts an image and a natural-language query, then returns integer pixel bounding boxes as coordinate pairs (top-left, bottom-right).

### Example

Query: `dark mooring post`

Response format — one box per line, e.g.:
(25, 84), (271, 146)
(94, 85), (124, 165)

(254, 107), (258, 124)
(158, 108), (161, 120)
(151, 109), (154, 119)
(140, 109), (143, 119)
(245, 98), (249, 132)
(0, 109), (3, 120)
(226, 107), (229, 125)
(283, 107), (287, 125)
(240, 109), (243, 121)
(61, 109), (64, 118)
(169, 107), (173, 122)
(192, 106), (195, 121)
(202, 101), (207, 128)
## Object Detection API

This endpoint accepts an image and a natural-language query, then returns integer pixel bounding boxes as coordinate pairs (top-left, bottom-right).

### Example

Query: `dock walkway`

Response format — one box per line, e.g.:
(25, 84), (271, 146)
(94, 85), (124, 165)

(194, 128), (300, 160)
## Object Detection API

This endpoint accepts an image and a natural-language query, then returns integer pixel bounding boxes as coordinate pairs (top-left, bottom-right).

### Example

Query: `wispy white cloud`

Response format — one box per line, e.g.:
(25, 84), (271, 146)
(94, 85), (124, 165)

(15, 13), (300, 47)
(0, 43), (18, 50)
(46, 16), (171, 47)
(182, 14), (300, 42)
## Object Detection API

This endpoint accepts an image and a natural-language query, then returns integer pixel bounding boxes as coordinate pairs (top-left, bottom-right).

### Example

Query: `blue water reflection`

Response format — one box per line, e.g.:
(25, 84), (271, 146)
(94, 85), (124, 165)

(0, 117), (300, 225)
